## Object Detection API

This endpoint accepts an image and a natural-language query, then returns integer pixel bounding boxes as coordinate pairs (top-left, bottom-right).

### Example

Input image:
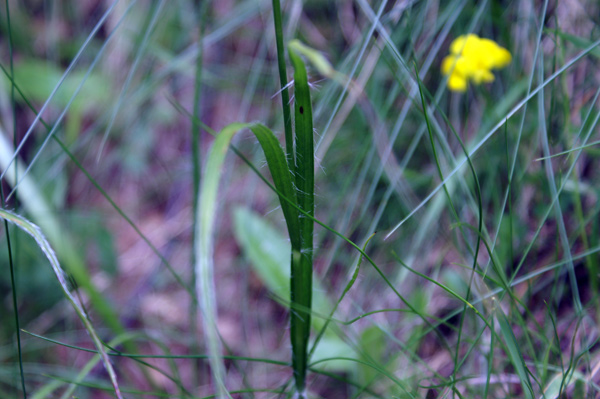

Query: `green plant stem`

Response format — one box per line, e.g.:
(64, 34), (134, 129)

(271, 0), (294, 164)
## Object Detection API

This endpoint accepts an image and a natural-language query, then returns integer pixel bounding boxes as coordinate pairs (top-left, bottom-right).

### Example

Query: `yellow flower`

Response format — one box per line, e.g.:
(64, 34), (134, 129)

(441, 34), (511, 92)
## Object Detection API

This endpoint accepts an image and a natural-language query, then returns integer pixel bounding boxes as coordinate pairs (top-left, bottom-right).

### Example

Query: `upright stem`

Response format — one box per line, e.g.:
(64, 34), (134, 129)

(271, 0), (294, 165)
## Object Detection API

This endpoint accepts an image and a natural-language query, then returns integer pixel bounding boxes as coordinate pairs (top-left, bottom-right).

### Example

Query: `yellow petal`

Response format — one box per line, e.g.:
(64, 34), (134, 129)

(447, 74), (468, 92)
(443, 35), (511, 92)
(492, 47), (512, 68)
(441, 55), (458, 75)
(471, 68), (495, 84)
(477, 38), (512, 69)
(450, 34), (480, 56)
(443, 55), (478, 79)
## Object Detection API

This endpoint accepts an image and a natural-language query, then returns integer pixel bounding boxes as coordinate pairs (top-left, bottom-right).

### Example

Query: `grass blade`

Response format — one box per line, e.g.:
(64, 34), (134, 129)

(190, 0), (210, 388)
(249, 124), (300, 247)
(0, 209), (123, 399)
(495, 307), (534, 399)
(197, 122), (300, 398)
(197, 123), (246, 399)
(288, 40), (315, 396)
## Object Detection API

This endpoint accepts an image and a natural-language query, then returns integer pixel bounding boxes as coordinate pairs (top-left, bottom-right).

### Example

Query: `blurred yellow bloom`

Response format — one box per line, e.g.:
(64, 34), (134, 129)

(441, 34), (511, 92)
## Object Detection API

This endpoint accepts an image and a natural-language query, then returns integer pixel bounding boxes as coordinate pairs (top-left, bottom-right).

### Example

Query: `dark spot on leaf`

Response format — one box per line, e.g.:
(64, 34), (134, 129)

(299, 106), (304, 114)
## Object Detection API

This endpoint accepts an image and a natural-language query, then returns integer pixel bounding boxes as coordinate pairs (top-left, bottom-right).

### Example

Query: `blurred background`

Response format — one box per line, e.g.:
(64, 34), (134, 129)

(1, 0), (600, 398)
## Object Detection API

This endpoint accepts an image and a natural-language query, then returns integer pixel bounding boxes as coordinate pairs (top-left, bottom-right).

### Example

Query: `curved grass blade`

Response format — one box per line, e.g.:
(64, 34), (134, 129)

(249, 124), (300, 247)
(190, 0), (210, 387)
(288, 40), (314, 396)
(0, 129), (126, 337)
(25, 330), (289, 366)
(0, 209), (123, 399)
(0, 59), (175, 391)
(197, 122), (299, 398)
(534, 139), (600, 161)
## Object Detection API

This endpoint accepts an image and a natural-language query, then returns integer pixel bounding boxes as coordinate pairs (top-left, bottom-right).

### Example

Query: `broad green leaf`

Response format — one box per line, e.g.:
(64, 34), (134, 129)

(232, 207), (330, 328)
(542, 370), (585, 399)
(233, 207), (357, 372)
(8, 59), (111, 111)
(233, 206), (290, 300)
(358, 326), (387, 385)
(309, 336), (357, 373)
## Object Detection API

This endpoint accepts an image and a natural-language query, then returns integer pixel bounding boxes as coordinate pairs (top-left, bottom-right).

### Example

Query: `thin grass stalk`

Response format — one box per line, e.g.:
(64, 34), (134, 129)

(288, 43), (314, 396)
(537, 44), (582, 316)
(3, 200), (22, 397)
(3, 189), (23, 397)
(0, 1), (119, 185)
(26, 329), (289, 365)
(3, 0), (26, 397)
(483, 316), (496, 399)
(494, 0), (548, 282)
(98, 0), (165, 159)
(415, 69), (484, 396)
(271, 0), (294, 164)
